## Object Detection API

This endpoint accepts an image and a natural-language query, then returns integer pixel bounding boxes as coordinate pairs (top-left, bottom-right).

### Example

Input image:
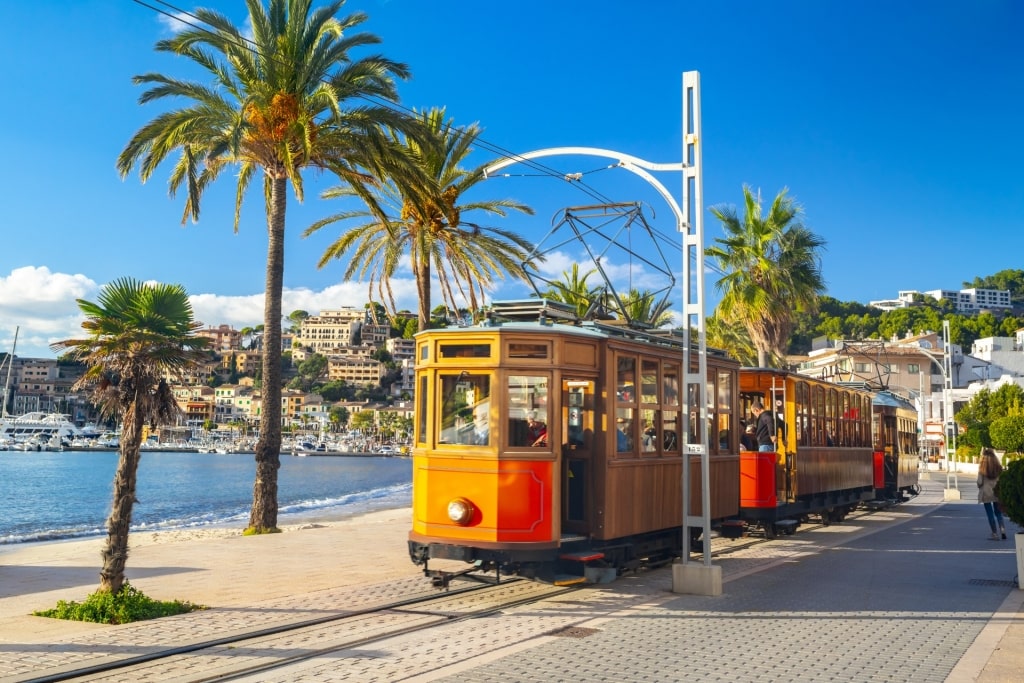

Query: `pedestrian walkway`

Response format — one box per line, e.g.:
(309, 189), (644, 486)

(0, 476), (1020, 682)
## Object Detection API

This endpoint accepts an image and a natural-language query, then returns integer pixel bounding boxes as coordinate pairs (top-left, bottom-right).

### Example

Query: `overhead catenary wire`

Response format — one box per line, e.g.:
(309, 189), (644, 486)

(127, 0), (727, 278)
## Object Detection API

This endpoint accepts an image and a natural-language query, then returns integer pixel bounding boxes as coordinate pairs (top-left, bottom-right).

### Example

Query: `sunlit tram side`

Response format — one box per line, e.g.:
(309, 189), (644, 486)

(738, 370), (877, 537)
(407, 300), (741, 587)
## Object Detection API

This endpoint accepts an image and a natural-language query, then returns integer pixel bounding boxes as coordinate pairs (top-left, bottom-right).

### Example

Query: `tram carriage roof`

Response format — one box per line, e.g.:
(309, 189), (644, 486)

(421, 299), (733, 358)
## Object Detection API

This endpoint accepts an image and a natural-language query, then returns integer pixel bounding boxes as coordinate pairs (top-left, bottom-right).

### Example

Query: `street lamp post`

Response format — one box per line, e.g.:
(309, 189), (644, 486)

(916, 320), (959, 500)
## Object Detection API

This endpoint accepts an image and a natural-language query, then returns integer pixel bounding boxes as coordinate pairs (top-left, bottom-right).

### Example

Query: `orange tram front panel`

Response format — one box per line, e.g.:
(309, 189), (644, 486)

(410, 453), (556, 548)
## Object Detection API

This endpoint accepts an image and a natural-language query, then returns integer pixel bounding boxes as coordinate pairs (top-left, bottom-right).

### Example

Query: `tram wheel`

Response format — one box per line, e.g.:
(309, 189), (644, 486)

(763, 523), (777, 540)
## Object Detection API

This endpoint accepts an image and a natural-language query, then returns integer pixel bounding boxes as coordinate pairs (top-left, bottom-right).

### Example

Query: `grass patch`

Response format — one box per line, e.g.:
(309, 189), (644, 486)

(242, 525), (282, 536)
(33, 582), (206, 624)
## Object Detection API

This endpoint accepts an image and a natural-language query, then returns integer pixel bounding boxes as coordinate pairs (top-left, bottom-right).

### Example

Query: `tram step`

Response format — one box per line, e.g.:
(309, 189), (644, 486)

(775, 519), (799, 530)
(559, 550), (605, 562)
(553, 573), (588, 586)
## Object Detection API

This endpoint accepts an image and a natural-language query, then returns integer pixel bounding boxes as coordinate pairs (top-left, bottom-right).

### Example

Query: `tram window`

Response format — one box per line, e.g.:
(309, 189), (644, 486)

(508, 342), (549, 359)
(617, 356), (636, 403)
(616, 410), (634, 453)
(439, 343), (491, 359)
(417, 376), (428, 444)
(716, 413), (732, 451)
(641, 409), (659, 452)
(663, 411), (679, 452)
(663, 367), (679, 406)
(507, 374), (549, 447)
(641, 359), (658, 404)
(438, 374), (491, 445)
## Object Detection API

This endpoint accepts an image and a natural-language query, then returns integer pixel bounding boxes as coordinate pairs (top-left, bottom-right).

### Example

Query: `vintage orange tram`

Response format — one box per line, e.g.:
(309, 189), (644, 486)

(407, 299), (741, 586)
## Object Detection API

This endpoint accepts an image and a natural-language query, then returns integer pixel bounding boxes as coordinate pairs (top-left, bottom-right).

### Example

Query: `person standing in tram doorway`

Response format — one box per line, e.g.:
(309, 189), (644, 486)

(751, 400), (776, 452)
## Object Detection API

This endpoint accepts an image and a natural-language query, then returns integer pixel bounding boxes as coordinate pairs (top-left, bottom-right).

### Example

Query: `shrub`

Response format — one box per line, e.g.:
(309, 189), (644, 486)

(997, 458), (1024, 529)
(33, 582), (204, 624)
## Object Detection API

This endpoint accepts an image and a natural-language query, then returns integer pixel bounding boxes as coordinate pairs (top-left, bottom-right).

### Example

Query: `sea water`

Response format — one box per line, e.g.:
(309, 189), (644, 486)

(0, 451), (411, 544)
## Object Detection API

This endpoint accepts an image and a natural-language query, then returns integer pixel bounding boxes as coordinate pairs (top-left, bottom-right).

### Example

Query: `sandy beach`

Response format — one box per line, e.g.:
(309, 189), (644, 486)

(0, 507), (423, 643)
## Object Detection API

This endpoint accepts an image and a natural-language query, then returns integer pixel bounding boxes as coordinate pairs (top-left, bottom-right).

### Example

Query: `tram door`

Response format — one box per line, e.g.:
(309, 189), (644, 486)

(562, 378), (595, 535)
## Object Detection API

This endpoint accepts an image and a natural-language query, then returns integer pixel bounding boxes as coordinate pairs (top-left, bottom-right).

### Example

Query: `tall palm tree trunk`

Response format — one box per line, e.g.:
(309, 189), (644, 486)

(250, 175), (286, 531)
(99, 397), (145, 594)
(415, 258), (431, 331)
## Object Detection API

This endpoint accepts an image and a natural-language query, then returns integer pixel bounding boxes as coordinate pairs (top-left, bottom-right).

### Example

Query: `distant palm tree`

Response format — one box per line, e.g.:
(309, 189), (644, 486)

(706, 186), (826, 367)
(613, 288), (674, 327)
(50, 278), (208, 595)
(306, 107), (536, 330)
(116, 0), (410, 533)
(705, 313), (758, 367)
(538, 264), (603, 319)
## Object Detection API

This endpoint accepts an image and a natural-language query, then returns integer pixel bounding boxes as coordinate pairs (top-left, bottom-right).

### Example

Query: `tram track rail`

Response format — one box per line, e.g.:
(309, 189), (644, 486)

(26, 577), (576, 683)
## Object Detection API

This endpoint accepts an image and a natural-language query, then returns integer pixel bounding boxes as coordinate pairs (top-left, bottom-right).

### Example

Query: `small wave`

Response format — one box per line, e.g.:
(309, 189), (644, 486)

(0, 483), (413, 545)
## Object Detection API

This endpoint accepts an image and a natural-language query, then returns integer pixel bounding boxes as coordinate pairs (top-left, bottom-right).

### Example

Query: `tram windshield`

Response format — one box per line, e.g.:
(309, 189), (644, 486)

(438, 373), (491, 445)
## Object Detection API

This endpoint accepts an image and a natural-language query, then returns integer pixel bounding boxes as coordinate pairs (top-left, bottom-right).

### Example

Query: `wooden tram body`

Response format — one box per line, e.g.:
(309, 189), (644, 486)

(408, 301), (740, 584)
(871, 391), (921, 501)
(738, 369), (876, 535)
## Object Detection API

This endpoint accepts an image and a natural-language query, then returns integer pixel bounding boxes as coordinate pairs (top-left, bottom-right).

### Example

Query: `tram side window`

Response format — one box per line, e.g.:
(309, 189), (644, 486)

(617, 356), (636, 403)
(796, 382), (810, 447)
(438, 374), (492, 446)
(507, 375), (549, 447)
(616, 410), (635, 452)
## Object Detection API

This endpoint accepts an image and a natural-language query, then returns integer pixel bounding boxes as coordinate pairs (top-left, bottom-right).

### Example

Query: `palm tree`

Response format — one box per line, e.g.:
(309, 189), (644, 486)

(613, 288), (674, 327)
(704, 313), (758, 367)
(50, 278), (208, 594)
(306, 107), (536, 331)
(116, 0), (410, 533)
(538, 264), (603, 318)
(706, 186), (826, 367)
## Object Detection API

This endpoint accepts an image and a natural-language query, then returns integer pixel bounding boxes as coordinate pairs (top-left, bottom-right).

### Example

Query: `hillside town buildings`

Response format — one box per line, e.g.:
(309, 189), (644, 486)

(1, 306), (417, 441)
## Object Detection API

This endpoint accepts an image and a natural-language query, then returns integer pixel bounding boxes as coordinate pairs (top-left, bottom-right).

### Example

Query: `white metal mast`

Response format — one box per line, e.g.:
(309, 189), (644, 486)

(1, 327), (18, 418)
(675, 71), (719, 595)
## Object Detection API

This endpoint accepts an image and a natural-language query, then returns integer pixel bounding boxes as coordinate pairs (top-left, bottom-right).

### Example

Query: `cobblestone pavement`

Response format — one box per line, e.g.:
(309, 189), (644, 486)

(2, 475), (1021, 683)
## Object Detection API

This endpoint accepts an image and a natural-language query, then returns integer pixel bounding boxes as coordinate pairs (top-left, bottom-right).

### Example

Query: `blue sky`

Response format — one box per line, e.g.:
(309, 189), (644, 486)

(1, 0), (1021, 359)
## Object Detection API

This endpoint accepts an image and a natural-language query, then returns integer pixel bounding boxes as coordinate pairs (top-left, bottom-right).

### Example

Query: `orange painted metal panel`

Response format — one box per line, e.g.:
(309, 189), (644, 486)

(739, 450), (777, 508)
(411, 454), (554, 543)
(872, 450), (885, 489)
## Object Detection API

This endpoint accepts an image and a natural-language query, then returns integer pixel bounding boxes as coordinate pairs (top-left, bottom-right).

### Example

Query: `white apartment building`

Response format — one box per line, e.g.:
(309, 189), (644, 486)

(870, 288), (1012, 313)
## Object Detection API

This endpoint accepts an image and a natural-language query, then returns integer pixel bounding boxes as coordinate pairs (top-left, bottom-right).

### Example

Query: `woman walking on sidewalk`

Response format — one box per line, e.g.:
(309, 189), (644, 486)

(978, 448), (1007, 540)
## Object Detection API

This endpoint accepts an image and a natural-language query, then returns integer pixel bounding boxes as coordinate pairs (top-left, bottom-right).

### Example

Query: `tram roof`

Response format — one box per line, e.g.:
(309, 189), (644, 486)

(421, 299), (731, 357)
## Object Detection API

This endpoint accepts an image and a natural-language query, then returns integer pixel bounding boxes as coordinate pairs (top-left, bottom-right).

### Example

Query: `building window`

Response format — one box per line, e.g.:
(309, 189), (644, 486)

(907, 364), (920, 374)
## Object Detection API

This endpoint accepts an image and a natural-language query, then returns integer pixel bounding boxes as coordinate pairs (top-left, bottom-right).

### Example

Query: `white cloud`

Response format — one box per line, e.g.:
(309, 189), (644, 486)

(0, 267), (423, 360)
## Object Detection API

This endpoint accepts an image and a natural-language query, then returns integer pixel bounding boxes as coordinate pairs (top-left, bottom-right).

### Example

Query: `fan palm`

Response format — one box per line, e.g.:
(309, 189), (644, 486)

(305, 107), (535, 331)
(614, 288), (674, 327)
(706, 186), (826, 367)
(116, 0), (410, 532)
(537, 263), (603, 319)
(50, 278), (208, 595)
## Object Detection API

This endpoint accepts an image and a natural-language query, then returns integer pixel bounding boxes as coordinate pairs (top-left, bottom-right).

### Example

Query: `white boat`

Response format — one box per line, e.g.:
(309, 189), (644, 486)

(0, 412), (83, 444)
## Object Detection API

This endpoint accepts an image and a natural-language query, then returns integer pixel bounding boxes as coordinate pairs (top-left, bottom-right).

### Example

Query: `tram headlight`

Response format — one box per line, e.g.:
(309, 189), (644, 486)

(447, 497), (475, 525)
